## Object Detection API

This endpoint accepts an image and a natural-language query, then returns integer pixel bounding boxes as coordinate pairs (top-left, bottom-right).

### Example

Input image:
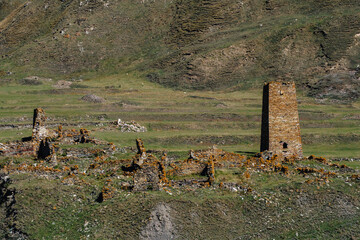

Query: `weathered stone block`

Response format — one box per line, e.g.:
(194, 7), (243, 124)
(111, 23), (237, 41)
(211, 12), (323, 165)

(133, 164), (161, 191)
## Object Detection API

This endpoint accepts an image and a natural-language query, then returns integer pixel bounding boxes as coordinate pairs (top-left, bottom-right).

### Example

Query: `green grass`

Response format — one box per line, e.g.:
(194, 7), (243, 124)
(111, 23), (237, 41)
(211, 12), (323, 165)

(304, 143), (360, 158)
(8, 172), (358, 239)
(0, 72), (359, 158)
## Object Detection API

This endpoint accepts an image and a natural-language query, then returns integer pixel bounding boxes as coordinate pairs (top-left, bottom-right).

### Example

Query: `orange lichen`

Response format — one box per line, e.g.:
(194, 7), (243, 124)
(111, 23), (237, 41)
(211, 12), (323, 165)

(329, 163), (349, 168)
(206, 159), (215, 185)
(323, 171), (337, 177)
(308, 155), (327, 164)
(57, 125), (63, 138)
(158, 161), (168, 184)
(274, 164), (289, 175)
(283, 156), (296, 164)
(160, 153), (168, 162)
(80, 128), (89, 135)
(305, 179), (314, 184)
(4, 163), (62, 173)
(351, 174), (360, 181)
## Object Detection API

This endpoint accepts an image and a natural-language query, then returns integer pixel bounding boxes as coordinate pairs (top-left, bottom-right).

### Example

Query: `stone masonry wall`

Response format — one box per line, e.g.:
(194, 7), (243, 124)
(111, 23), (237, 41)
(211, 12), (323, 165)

(32, 108), (47, 142)
(261, 82), (303, 158)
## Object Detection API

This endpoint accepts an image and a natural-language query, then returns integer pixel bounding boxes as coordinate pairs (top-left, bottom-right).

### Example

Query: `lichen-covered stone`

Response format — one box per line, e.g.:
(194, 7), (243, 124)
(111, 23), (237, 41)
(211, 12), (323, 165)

(133, 164), (161, 191)
(32, 108), (48, 141)
(37, 138), (57, 163)
(205, 159), (215, 184)
(136, 138), (146, 154)
(121, 140), (169, 191)
(117, 119), (147, 133)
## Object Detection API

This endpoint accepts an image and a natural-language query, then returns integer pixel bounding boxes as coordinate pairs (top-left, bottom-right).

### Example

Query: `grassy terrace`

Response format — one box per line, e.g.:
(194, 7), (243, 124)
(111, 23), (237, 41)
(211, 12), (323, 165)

(0, 72), (359, 158)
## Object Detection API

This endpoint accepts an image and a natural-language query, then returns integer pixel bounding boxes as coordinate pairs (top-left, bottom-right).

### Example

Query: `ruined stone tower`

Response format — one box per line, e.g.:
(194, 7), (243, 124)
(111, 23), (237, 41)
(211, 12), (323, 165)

(32, 108), (47, 141)
(260, 82), (303, 158)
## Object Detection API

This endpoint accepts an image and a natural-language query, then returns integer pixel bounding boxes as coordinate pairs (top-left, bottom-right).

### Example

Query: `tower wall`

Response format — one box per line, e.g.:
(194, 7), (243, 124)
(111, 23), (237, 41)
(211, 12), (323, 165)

(260, 82), (303, 158)
(32, 108), (47, 141)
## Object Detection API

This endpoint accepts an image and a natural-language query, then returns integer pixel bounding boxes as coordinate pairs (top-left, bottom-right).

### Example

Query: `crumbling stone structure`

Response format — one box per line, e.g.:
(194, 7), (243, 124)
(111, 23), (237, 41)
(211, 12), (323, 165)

(260, 82), (303, 158)
(124, 139), (168, 191)
(0, 108), (104, 161)
(32, 108), (48, 142)
(133, 164), (163, 191)
(31, 108), (52, 158)
(37, 138), (57, 163)
(0, 108), (50, 158)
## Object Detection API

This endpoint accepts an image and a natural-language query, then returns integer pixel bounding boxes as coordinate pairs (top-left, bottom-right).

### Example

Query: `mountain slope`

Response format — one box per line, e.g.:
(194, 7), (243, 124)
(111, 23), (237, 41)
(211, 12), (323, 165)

(0, 0), (359, 94)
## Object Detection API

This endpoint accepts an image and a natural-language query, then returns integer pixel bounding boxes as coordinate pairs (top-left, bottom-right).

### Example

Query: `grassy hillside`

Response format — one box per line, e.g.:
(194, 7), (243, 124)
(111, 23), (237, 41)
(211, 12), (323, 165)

(0, 0), (359, 94)
(0, 0), (25, 21)
(0, 1), (359, 239)
(1, 172), (359, 239)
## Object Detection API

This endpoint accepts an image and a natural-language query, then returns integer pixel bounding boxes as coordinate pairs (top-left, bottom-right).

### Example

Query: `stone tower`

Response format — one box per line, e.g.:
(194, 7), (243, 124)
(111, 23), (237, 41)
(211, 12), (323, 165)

(32, 108), (47, 141)
(260, 81), (303, 158)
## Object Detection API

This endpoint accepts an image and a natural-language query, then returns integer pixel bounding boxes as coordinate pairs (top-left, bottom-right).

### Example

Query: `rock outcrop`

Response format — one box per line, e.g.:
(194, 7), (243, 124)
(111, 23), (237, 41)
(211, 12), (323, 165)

(140, 203), (176, 240)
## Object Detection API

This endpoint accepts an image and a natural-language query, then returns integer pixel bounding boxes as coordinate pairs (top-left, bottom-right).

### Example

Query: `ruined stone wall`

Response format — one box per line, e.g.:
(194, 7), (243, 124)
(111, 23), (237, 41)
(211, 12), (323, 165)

(261, 82), (303, 158)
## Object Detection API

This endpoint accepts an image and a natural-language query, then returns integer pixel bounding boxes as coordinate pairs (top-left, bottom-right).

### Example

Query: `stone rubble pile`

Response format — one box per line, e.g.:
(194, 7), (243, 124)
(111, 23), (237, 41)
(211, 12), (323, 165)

(81, 94), (105, 103)
(121, 139), (167, 191)
(116, 119), (147, 133)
